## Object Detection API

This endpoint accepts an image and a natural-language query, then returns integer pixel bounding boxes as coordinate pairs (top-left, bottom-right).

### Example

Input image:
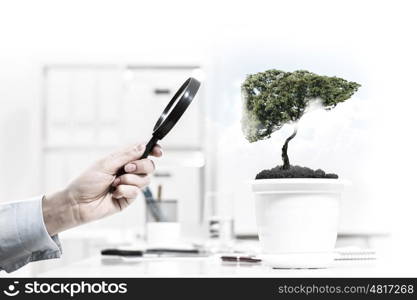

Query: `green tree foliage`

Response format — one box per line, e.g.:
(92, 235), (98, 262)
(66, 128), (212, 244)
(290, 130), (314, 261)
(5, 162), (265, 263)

(241, 69), (360, 170)
(241, 69), (360, 143)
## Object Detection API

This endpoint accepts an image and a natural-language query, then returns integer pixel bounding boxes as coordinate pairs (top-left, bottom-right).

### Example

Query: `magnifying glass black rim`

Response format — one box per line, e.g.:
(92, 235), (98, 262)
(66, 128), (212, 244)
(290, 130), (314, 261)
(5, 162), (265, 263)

(114, 77), (201, 177)
(152, 77), (200, 139)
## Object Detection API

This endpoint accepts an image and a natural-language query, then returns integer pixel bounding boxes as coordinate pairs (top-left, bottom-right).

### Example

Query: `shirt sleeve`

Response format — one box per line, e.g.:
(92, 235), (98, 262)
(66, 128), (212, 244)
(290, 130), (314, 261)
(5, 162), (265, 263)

(0, 196), (62, 273)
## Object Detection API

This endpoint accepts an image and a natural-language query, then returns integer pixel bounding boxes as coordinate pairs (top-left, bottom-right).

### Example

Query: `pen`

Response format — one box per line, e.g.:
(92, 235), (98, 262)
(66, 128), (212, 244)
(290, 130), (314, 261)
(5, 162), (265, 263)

(101, 248), (201, 257)
(221, 256), (261, 263)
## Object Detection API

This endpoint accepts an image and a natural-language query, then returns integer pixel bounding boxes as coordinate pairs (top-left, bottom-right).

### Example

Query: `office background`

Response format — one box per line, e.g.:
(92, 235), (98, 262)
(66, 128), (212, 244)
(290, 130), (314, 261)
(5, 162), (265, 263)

(0, 0), (416, 275)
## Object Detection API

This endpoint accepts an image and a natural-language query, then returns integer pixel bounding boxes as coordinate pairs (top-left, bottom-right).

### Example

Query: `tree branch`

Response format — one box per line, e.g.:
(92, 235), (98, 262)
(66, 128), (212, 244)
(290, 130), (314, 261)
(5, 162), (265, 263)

(281, 128), (298, 170)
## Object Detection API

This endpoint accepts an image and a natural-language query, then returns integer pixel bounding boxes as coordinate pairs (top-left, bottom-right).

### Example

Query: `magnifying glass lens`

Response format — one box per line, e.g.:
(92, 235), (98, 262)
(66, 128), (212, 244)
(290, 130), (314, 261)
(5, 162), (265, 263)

(115, 77), (200, 178)
(159, 88), (186, 124)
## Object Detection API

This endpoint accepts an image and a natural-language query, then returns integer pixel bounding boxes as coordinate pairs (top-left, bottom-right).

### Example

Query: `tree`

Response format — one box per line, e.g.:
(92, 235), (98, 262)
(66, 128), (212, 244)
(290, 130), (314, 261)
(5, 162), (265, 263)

(241, 69), (360, 170)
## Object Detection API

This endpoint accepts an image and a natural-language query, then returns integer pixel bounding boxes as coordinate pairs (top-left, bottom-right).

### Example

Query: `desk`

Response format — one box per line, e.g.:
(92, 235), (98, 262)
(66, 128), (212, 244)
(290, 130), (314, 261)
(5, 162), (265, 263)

(38, 254), (416, 277)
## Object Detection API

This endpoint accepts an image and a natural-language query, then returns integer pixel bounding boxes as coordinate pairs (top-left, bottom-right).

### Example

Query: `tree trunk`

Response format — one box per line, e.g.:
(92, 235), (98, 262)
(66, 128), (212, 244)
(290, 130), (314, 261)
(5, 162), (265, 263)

(281, 128), (298, 170)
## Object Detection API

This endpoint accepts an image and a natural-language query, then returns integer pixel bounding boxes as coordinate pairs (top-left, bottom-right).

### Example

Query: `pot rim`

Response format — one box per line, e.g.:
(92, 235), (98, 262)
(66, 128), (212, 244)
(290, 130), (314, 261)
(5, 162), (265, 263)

(251, 178), (347, 194)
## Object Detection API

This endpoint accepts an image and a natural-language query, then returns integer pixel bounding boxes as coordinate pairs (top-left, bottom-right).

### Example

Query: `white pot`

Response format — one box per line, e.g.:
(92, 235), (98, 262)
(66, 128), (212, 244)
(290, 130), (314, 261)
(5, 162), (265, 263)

(252, 178), (344, 268)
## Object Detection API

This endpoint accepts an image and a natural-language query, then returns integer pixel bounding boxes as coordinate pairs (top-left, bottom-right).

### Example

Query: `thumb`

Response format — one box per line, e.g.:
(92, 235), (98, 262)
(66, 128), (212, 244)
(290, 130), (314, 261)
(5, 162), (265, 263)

(100, 143), (146, 174)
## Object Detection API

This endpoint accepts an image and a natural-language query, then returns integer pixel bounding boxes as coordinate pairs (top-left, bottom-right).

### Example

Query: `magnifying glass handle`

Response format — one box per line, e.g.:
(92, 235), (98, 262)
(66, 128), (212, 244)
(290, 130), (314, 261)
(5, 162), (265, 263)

(115, 136), (159, 177)
(139, 136), (159, 160)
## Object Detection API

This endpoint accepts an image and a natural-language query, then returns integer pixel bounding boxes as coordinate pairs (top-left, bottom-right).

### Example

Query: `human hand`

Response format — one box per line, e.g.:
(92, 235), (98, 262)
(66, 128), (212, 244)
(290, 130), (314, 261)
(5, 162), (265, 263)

(42, 143), (162, 235)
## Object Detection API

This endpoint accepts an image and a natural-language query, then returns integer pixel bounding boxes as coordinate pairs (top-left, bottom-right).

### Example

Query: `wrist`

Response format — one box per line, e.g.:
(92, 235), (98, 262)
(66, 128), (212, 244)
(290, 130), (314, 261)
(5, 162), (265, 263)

(42, 189), (80, 236)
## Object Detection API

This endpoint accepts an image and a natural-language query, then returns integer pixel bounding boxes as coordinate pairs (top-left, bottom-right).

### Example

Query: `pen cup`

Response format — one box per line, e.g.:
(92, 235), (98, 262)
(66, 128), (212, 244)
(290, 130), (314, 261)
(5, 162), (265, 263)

(145, 199), (181, 245)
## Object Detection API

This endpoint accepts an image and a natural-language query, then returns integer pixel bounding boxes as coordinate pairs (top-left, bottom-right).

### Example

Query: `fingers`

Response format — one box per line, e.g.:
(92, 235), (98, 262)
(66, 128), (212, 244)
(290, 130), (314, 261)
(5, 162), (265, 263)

(111, 175), (150, 210)
(120, 144), (160, 175)
(112, 184), (140, 200)
(100, 143), (162, 175)
(100, 143), (146, 174)
(112, 174), (150, 188)
(150, 144), (163, 157)
(123, 159), (155, 174)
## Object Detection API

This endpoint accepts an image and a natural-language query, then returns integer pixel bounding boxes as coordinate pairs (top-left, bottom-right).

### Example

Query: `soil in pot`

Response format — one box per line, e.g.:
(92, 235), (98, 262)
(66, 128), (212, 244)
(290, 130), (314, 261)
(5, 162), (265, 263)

(256, 165), (338, 179)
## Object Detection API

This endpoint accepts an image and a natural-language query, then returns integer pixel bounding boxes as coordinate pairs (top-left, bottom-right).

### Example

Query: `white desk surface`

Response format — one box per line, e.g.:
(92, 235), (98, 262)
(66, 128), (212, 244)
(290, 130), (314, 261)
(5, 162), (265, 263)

(38, 254), (416, 278)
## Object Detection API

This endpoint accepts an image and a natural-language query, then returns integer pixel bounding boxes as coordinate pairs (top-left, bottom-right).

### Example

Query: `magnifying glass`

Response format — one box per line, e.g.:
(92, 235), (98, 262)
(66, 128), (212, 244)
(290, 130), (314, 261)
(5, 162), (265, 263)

(115, 77), (201, 177)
